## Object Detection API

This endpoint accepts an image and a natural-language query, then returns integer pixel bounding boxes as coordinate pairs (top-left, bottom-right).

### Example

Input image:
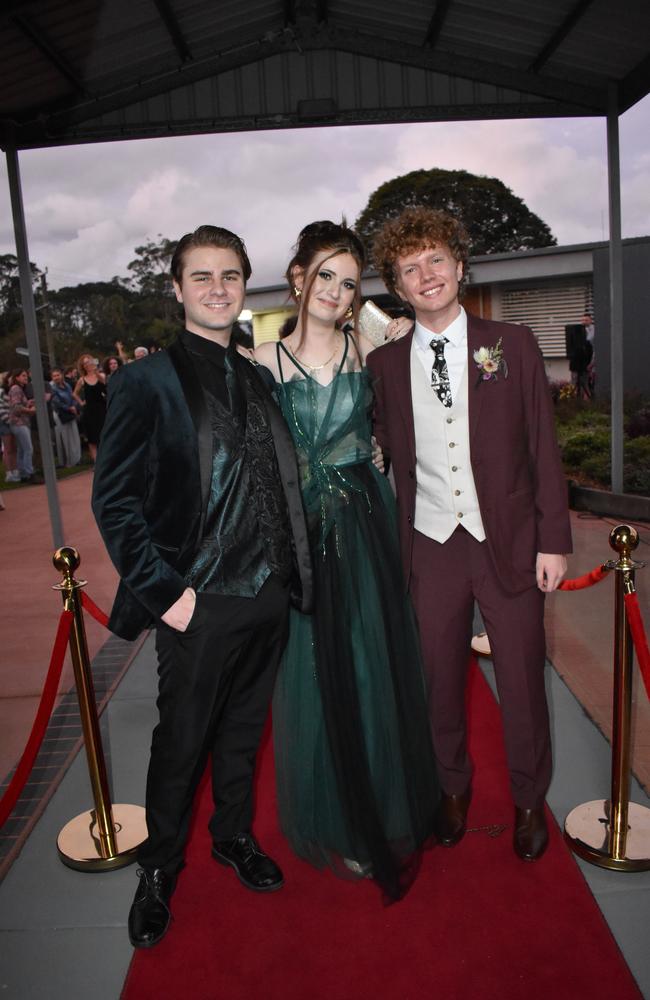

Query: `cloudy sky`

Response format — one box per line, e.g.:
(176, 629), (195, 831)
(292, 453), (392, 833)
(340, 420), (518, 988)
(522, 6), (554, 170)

(1, 94), (649, 291)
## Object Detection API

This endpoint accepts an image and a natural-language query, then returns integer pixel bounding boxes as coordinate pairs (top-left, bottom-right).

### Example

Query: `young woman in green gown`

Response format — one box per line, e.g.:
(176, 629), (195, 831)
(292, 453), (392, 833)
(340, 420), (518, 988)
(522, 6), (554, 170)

(256, 221), (439, 902)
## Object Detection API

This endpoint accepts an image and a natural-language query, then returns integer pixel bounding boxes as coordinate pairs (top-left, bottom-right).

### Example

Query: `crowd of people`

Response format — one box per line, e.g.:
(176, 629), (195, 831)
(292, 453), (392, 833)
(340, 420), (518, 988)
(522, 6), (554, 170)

(89, 208), (570, 951)
(0, 342), (159, 508)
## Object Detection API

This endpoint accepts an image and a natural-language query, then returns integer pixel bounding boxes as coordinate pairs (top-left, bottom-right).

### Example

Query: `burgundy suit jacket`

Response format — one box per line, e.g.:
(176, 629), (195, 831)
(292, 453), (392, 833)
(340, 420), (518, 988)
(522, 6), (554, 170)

(366, 314), (572, 595)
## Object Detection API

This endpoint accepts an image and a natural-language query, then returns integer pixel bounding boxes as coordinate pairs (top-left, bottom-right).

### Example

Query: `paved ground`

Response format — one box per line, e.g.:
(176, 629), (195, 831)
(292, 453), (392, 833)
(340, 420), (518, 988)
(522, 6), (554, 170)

(0, 472), (649, 997)
(0, 471), (119, 781)
(2, 632), (650, 999)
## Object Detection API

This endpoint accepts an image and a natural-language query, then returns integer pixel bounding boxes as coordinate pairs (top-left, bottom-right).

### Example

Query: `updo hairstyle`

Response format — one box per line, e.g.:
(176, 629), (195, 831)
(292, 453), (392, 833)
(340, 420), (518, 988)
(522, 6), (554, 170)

(285, 220), (366, 348)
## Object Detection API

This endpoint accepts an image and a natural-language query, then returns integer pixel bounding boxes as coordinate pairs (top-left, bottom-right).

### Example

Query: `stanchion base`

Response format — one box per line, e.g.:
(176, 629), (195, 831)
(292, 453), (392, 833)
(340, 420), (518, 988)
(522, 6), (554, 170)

(471, 632), (492, 659)
(564, 800), (650, 871)
(57, 804), (148, 872)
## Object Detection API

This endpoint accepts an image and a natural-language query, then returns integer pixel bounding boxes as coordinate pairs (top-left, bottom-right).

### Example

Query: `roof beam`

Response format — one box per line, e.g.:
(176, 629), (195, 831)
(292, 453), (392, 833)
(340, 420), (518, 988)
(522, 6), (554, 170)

(2, 21), (607, 145)
(11, 13), (86, 95)
(153, 0), (192, 62)
(529, 0), (596, 74)
(330, 26), (605, 109)
(8, 97), (602, 151)
(423, 0), (453, 49)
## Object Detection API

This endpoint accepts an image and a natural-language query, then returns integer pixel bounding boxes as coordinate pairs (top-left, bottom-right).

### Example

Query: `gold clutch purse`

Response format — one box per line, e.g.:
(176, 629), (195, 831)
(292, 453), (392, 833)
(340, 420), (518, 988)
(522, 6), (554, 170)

(357, 300), (391, 347)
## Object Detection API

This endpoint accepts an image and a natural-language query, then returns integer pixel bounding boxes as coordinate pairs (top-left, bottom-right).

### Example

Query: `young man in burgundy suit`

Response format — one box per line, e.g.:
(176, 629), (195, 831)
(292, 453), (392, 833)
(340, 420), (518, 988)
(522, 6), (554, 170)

(367, 207), (572, 861)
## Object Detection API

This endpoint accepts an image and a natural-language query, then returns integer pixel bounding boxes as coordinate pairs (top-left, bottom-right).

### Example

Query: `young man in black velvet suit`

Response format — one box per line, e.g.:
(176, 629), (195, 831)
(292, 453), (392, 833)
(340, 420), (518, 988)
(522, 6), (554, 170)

(92, 226), (312, 948)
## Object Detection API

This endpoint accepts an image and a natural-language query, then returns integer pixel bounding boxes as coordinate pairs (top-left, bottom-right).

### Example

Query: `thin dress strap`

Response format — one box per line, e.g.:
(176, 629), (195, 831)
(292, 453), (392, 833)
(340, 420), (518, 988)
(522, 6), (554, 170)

(343, 329), (363, 370)
(277, 332), (350, 382)
(277, 339), (310, 380)
(276, 339), (288, 384)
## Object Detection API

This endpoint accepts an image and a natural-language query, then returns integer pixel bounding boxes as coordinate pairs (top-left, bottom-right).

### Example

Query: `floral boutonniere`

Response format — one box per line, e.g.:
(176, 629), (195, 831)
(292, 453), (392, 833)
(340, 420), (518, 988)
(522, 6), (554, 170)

(473, 338), (508, 385)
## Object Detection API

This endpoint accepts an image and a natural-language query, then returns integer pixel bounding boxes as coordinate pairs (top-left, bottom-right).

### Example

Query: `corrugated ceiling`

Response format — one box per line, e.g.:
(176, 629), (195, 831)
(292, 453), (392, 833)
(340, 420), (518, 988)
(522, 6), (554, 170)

(1, 0), (648, 149)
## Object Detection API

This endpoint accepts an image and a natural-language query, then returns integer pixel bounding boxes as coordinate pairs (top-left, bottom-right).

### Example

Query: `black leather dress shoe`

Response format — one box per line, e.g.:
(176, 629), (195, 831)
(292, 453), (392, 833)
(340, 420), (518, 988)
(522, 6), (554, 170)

(128, 868), (176, 949)
(434, 788), (472, 847)
(513, 806), (549, 861)
(212, 832), (284, 892)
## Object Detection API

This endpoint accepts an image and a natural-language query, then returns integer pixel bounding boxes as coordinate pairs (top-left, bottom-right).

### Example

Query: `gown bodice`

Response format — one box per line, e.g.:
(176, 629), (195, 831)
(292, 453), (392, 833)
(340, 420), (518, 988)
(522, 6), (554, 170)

(275, 335), (374, 545)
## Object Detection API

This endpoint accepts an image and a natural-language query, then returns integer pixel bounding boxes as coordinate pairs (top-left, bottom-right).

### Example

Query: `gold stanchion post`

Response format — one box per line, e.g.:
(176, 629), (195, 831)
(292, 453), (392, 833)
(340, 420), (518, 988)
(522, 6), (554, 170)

(564, 525), (650, 871)
(53, 546), (147, 871)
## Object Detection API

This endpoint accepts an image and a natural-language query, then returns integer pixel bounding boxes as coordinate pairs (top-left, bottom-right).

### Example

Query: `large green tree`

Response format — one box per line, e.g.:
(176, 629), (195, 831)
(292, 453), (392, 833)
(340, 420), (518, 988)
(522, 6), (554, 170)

(48, 279), (134, 358)
(0, 253), (41, 337)
(127, 235), (179, 339)
(356, 168), (556, 259)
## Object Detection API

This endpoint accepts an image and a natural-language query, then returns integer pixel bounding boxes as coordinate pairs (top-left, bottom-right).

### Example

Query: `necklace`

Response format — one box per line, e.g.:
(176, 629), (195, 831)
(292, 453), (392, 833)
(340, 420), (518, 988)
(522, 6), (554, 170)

(288, 336), (340, 373)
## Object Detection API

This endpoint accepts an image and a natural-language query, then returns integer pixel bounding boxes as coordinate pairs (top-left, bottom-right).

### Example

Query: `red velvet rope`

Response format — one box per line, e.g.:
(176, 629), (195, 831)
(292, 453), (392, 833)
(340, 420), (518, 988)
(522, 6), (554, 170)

(559, 565), (611, 591)
(0, 609), (73, 829)
(81, 591), (109, 627)
(624, 592), (650, 700)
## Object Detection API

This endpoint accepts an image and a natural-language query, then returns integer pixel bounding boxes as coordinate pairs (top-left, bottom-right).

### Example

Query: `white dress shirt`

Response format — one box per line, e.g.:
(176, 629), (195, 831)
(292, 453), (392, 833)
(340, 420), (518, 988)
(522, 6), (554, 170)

(413, 306), (468, 404)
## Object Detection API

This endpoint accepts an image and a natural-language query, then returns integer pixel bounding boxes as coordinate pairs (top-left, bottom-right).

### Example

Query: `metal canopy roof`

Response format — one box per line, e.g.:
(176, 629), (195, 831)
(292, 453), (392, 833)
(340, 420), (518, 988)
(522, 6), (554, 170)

(1, 0), (649, 151)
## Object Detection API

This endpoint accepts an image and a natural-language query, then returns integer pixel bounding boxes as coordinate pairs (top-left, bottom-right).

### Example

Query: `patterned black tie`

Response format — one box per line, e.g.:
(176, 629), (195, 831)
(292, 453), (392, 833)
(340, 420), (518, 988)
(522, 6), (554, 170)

(430, 337), (452, 407)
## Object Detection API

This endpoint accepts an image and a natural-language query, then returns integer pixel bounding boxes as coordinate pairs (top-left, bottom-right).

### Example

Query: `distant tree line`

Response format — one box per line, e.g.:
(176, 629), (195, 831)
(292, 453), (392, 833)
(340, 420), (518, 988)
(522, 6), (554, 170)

(0, 236), (179, 371)
(1, 168), (557, 371)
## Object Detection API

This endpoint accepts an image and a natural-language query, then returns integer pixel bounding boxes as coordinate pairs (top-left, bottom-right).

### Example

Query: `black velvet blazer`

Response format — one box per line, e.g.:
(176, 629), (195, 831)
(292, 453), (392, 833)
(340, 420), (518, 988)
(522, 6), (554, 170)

(92, 337), (312, 640)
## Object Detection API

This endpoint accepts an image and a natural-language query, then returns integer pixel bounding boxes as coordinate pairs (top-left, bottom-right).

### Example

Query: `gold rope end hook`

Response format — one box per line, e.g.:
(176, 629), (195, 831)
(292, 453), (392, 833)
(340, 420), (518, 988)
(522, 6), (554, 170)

(53, 547), (81, 608)
(608, 525), (639, 571)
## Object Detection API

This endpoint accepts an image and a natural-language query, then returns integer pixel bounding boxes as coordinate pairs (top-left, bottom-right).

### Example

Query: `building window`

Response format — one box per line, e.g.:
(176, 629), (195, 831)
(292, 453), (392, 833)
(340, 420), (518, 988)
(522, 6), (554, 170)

(500, 282), (593, 358)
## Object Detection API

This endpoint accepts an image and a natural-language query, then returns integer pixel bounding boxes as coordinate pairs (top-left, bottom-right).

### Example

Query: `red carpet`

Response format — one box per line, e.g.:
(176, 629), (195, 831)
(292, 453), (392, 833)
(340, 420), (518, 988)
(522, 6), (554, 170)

(122, 663), (641, 999)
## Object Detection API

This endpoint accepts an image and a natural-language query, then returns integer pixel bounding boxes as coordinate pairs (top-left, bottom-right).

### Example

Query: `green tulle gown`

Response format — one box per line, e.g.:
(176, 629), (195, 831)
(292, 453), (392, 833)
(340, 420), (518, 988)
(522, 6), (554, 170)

(272, 333), (439, 902)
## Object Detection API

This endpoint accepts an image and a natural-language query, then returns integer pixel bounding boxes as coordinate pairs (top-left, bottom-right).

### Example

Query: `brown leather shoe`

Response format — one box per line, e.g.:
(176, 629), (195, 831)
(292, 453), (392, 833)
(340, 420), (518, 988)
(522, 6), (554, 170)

(434, 788), (472, 847)
(513, 806), (549, 861)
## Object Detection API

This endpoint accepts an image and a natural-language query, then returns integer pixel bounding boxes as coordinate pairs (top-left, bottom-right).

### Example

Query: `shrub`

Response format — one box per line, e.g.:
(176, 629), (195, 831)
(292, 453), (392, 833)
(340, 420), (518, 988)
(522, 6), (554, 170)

(624, 437), (650, 494)
(581, 454), (610, 485)
(627, 407), (650, 439)
(624, 465), (650, 495)
(555, 392), (650, 497)
(561, 429), (610, 467)
(548, 380), (575, 405)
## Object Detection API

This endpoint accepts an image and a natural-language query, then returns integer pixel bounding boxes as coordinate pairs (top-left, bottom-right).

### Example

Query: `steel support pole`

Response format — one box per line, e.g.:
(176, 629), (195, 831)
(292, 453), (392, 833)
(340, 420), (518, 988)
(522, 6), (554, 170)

(5, 146), (64, 548)
(606, 83), (624, 495)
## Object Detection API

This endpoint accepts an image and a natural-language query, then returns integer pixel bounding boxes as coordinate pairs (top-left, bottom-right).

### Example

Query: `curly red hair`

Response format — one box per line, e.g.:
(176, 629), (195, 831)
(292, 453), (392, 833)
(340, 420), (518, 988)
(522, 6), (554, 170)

(372, 207), (470, 297)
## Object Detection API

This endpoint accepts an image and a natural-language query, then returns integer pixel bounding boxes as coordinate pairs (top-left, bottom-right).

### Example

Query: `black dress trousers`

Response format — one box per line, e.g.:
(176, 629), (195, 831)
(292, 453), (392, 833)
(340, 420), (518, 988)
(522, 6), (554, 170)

(137, 574), (290, 875)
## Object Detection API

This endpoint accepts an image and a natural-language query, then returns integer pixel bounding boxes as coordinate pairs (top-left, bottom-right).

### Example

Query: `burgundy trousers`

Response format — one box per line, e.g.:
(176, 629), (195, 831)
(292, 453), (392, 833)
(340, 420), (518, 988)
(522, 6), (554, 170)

(409, 527), (551, 810)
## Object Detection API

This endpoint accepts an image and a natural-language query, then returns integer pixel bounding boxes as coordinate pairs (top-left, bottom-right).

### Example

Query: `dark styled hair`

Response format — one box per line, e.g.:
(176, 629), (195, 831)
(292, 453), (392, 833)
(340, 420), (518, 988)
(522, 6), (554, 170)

(278, 315), (298, 340)
(285, 220), (366, 348)
(102, 355), (122, 376)
(372, 206), (470, 298)
(171, 225), (252, 284)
